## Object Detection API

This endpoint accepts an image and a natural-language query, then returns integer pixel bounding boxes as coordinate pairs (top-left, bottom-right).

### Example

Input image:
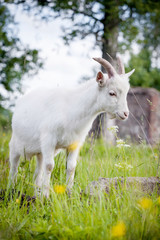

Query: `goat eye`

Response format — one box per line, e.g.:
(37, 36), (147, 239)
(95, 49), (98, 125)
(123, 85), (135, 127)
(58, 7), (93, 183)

(109, 91), (116, 97)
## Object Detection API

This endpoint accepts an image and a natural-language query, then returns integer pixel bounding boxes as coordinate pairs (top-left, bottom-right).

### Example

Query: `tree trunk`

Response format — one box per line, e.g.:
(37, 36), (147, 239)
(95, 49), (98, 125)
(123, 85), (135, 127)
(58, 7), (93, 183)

(90, 4), (119, 141)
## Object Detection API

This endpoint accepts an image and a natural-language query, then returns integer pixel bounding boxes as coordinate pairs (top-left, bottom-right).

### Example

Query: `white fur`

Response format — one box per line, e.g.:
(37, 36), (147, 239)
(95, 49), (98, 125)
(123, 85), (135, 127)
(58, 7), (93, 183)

(9, 69), (133, 197)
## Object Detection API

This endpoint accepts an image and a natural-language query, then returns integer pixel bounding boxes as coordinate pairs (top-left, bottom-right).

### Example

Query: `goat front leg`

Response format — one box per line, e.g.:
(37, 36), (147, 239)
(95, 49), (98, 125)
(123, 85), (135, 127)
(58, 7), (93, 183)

(66, 146), (80, 189)
(41, 147), (55, 198)
(34, 153), (43, 195)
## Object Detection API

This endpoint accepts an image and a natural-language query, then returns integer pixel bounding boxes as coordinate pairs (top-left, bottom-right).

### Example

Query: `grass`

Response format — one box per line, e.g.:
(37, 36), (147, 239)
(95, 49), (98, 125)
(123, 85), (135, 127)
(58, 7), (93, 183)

(0, 131), (160, 240)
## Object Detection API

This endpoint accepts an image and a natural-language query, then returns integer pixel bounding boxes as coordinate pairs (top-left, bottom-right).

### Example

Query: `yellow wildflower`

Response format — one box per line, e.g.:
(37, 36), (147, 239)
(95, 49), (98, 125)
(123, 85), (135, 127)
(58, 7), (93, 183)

(67, 142), (79, 152)
(54, 185), (66, 194)
(157, 197), (160, 205)
(111, 221), (126, 238)
(3, 133), (5, 137)
(16, 199), (20, 204)
(138, 197), (153, 210)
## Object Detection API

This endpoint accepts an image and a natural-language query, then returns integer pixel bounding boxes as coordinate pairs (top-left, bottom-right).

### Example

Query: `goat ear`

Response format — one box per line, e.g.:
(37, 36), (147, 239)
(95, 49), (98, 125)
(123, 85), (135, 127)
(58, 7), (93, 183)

(125, 69), (135, 78)
(96, 71), (106, 87)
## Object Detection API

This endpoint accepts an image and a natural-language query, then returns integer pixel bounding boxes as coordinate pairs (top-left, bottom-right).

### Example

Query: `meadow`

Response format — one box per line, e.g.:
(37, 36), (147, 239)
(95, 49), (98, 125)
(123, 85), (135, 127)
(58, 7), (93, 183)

(0, 131), (160, 240)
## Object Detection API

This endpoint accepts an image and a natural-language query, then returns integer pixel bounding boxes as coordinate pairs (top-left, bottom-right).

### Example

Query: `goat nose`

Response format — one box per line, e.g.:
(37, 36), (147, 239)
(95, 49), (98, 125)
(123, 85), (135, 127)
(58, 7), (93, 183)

(124, 111), (129, 118)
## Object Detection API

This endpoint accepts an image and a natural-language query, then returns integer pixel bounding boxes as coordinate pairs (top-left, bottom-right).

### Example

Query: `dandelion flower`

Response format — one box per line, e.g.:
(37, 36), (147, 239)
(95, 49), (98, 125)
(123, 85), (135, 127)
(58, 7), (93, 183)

(16, 199), (20, 204)
(111, 221), (126, 238)
(54, 185), (66, 194)
(138, 197), (153, 210)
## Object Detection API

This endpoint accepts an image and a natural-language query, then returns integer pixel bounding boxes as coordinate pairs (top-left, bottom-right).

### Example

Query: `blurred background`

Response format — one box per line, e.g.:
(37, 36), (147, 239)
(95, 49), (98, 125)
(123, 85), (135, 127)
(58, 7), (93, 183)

(0, 0), (160, 144)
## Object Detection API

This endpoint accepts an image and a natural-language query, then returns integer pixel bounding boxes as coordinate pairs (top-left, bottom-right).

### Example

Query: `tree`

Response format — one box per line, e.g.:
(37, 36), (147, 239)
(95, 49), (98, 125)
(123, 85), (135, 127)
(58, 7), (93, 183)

(6, 1), (160, 61)
(4, 0), (160, 135)
(0, 3), (43, 129)
(126, 49), (160, 91)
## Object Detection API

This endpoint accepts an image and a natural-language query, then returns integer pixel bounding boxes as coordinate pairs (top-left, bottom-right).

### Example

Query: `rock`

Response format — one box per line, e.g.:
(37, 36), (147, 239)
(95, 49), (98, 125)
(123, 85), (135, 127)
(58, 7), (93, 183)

(85, 177), (160, 196)
(116, 88), (160, 145)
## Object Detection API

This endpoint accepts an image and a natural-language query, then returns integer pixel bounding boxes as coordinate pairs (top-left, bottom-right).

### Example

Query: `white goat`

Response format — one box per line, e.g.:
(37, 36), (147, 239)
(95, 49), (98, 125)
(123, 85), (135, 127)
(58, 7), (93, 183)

(9, 57), (134, 197)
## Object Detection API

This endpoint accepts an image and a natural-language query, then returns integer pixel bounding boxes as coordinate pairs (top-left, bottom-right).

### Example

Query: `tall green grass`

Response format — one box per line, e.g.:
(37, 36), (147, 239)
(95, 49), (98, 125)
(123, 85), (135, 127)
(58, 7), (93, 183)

(0, 132), (160, 240)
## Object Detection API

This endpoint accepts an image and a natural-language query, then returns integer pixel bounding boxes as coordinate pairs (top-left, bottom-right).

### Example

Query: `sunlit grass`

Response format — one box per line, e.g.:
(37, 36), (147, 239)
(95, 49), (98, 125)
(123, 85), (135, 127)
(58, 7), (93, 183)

(0, 131), (160, 239)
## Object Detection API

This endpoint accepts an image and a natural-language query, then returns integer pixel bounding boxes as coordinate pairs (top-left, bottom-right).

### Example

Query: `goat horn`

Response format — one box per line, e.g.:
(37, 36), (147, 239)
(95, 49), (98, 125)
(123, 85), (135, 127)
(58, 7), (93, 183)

(93, 57), (117, 78)
(117, 56), (125, 74)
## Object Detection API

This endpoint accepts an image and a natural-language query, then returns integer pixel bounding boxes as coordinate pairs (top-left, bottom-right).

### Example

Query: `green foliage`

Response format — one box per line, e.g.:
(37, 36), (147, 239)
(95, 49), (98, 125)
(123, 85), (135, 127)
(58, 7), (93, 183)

(0, 132), (160, 239)
(5, 0), (160, 90)
(126, 49), (160, 91)
(6, 0), (160, 51)
(0, 3), (43, 129)
(0, 4), (42, 95)
(0, 106), (12, 131)
(118, 0), (160, 52)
